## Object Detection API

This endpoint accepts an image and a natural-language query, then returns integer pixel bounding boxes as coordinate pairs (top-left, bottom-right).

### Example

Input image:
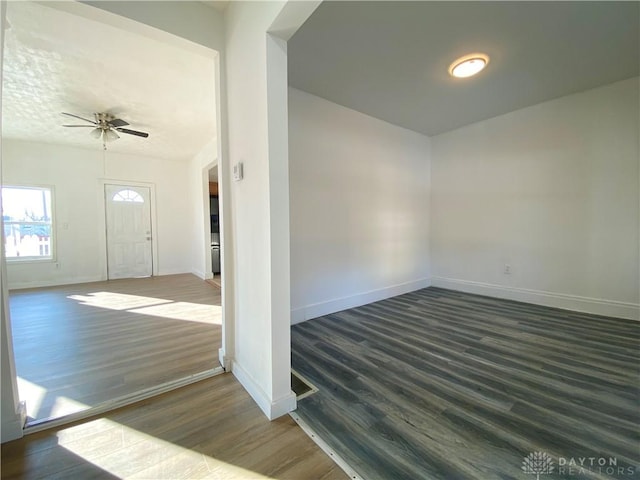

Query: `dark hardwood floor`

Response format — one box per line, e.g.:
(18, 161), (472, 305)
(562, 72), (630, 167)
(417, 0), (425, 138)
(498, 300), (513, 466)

(1, 374), (348, 480)
(291, 287), (640, 480)
(9, 274), (221, 424)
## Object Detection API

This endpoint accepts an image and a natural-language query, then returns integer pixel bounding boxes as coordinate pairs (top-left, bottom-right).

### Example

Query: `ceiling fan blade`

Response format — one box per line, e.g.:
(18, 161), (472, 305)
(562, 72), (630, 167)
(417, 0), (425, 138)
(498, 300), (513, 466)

(108, 118), (129, 128)
(61, 112), (97, 124)
(62, 124), (96, 127)
(116, 127), (149, 138)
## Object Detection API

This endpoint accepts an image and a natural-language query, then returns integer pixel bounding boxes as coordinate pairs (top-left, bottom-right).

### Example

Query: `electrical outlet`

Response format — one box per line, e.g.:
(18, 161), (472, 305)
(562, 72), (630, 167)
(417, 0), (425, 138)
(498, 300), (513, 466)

(504, 264), (512, 275)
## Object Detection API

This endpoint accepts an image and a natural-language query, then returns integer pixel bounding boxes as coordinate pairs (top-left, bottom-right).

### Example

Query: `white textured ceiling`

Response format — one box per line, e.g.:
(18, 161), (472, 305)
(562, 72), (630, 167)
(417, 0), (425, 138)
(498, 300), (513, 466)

(289, 1), (640, 136)
(3, 1), (216, 162)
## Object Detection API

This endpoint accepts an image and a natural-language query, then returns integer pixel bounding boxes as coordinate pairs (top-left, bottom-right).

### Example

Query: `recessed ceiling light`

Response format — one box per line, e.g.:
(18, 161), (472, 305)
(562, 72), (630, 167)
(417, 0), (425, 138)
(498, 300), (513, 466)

(448, 53), (490, 78)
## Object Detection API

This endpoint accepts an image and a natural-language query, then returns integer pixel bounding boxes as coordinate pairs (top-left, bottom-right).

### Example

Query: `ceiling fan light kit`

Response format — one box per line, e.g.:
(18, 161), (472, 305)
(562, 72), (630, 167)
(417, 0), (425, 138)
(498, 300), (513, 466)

(104, 129), (120, 142)
(62, 111), (149, 150)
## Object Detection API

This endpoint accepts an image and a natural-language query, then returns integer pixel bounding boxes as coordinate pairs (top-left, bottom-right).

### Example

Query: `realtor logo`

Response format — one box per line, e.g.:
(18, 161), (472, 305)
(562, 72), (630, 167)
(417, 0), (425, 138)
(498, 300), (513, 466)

(522, 451), (555, 479)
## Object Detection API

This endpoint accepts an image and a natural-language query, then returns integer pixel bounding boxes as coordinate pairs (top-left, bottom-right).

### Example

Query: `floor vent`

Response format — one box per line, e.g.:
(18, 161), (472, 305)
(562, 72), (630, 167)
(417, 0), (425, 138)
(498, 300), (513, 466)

(291, 369), (318, 400)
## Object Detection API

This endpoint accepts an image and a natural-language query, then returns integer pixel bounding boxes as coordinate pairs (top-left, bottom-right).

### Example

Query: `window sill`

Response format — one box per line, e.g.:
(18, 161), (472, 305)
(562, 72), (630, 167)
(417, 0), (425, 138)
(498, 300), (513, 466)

(5, 258), (56, 265)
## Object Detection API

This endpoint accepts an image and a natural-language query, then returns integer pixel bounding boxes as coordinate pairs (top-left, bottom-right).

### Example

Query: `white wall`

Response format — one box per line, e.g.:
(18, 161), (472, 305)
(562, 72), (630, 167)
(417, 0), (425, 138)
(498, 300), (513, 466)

(224, 0), (292, 420)
(224, 1), (319, 419)
(2, 139), (193, 289)
(431, 78), (640, 320)
(0, 0), (26, 443)
(288, 88), (432, 323)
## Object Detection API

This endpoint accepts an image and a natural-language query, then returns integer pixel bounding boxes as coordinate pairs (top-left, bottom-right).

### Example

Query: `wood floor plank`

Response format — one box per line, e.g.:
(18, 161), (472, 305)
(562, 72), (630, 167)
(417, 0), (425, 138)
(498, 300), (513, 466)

(1, 374), (348, 480)
(9, 274), (222, 424)
(292, 287), (640, 480)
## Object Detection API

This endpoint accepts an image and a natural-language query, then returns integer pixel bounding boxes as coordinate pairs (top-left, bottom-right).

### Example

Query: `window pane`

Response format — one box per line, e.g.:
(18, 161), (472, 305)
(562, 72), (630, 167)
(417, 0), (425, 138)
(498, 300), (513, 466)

(4, 224), (52, 258)
(112, 189), (144, 203)
(2, 186), (53, 260)
(2, 187), (51, 222)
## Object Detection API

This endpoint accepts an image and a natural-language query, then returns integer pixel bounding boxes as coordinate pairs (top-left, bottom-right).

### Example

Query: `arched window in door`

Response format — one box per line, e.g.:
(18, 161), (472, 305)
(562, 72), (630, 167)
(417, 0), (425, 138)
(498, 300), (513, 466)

(112, 189), (144, 203)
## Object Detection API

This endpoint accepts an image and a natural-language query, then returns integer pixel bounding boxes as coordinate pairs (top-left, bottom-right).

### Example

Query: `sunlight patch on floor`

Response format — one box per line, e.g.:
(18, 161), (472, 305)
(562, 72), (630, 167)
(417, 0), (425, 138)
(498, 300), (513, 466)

(129, 302), (222, 324)
(67, 292), (221, 324)
(17, 377), (46, 420)
(17, 377), (91, 421)
(60, 418), (274, 479)
(50, 395), (91, 418)
(68, 292), (172, 310)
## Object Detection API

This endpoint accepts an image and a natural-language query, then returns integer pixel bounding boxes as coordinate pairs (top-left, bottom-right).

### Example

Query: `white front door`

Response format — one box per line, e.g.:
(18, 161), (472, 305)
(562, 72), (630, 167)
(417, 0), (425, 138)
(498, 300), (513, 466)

(105, 184), (153, 279)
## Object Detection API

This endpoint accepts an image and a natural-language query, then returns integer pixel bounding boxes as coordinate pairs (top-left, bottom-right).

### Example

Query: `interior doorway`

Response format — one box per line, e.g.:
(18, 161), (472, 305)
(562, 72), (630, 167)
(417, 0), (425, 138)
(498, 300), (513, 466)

(1, 0), (227, 433)
(207, 166), (221, 287)
(105, 184), (153, 279)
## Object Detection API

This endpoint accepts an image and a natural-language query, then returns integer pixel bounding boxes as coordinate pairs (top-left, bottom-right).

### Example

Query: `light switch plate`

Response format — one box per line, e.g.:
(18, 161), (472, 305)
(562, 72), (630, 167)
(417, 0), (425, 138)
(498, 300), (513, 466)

(233, 162), (243, 181)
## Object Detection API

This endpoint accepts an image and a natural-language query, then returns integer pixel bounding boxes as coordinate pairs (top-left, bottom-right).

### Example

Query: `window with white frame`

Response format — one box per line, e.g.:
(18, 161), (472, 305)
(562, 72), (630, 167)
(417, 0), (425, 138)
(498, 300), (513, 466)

(2, 186), (54, 261)
(112, 189), (144, 203)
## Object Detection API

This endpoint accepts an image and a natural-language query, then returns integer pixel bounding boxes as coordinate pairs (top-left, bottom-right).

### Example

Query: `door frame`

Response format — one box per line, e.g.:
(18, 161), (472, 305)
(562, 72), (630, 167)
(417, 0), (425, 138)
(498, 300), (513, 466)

(99, 180), (158, 280)
(203, 163), (218, 280)
(0, 1), (232, 442)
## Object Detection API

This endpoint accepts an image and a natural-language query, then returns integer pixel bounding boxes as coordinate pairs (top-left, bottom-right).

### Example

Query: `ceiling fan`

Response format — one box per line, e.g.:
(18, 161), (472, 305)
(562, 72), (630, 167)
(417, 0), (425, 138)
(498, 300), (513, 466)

(62, 112), (149, 149)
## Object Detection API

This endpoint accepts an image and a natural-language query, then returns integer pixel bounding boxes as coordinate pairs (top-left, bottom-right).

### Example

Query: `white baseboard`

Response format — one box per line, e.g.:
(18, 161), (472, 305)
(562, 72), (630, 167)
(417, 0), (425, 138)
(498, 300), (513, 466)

(8, 275), (104, 290)
(232, 361), (296, 420)
(188, 269), (213, 280)
(431, 276), (640, 321)
(156, 268), (191, 276)
(9, 270), (198, 290)
(1, 402), (26, 443)
(1, 417), (23, 443)
(218, 347), (230, 370)
(291, 277), (432, 324)
(190, 269), (206, 280)
(270, 390), (297, 419)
